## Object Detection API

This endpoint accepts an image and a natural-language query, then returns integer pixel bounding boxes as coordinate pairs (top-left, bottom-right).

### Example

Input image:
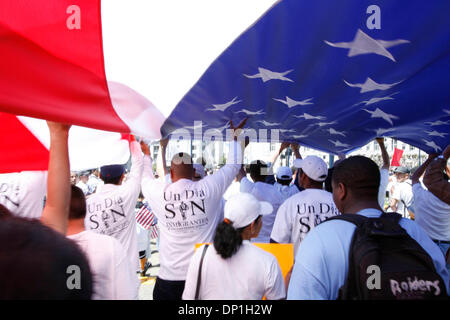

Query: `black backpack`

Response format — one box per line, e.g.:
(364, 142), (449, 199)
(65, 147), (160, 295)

(325, 212), (448, 300)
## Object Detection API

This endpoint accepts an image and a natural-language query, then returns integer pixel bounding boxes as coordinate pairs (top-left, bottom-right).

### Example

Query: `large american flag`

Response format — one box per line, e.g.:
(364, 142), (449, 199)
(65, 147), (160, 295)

(161, 0), (450, 155)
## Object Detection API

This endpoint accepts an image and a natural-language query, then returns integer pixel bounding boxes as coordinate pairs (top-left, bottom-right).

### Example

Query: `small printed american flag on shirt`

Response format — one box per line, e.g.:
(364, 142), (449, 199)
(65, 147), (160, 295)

(136, 205), (155, 230)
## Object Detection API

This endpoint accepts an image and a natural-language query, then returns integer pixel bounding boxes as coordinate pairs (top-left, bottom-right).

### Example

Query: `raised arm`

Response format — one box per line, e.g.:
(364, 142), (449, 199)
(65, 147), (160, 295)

(41, 121), (71, 234)
(156, 137), (169, 178)
(411, 152), (438, 185)
(376, 138), (390, 170)
(423, 145), (450, 205)
(199, 118), (246, 197)
(269, 142), (290, 169)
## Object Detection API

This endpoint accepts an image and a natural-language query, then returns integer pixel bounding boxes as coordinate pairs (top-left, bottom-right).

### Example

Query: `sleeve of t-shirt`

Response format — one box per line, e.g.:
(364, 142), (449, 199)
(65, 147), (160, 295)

(412, 183), (425, 209)
(287, 226), (334, 300)
(182, 246), (204, 300)
(270, 201), (292, 243)
(264, 256), (287, 300)
(141, 156), (165, 220)
(122, 141), (144, 196)
(198, 141), (241, 200)
(239, 177), (254, 193)
(391, 183), (401, 201)
(113, 241), (139, 300)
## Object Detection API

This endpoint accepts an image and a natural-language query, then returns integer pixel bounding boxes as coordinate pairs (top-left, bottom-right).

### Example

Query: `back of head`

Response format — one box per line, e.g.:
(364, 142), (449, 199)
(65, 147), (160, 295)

(332, 156), (380, 200)
(249, 160), (267, 182)
(70, 185), (87, 220)
(100, 164), (125, 185)
(171, 152), (194, 181)
(0, 215), (93, 299)
(276, 166), (293, 186)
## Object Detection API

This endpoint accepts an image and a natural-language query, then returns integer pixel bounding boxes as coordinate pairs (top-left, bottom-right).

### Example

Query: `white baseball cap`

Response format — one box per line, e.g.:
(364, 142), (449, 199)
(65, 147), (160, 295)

(224, 192), (273, 229)
(294, 156), (328, 182)
(276, 166), (293, 180)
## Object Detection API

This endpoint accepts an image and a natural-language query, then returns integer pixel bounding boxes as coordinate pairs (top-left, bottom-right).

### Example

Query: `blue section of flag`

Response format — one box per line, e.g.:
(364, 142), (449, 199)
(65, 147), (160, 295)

(161, 0), (450, 154)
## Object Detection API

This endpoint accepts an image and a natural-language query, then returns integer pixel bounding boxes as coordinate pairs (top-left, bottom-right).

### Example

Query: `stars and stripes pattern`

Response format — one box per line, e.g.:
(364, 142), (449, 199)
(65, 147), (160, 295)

(136, 205), (156, 230)
(161, 0), (450, 155)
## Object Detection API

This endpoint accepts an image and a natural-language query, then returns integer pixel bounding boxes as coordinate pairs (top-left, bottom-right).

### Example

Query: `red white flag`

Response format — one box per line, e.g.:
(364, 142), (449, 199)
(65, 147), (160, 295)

(0, 1), (165, 173)
(136, 205), (155, 230)
(391, 148), (404, 167)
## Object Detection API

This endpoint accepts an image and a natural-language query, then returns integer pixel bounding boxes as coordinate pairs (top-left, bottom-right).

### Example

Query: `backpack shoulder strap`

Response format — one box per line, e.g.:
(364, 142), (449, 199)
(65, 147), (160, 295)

(195, 244), (209, 300)
(325, 213), (370, 228)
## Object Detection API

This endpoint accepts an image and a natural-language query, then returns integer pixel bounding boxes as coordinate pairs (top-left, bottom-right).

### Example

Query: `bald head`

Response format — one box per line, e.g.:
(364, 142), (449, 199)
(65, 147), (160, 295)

(170, 152), (194, 182)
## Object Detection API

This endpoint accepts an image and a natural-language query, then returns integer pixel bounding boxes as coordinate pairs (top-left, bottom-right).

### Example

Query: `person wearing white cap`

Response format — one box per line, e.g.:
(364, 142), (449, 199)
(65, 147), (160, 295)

(236, 160), (284, 243)
(271, 155), (340, 256)
(275, 166), (300, 200)
(182, 192), (286, 300)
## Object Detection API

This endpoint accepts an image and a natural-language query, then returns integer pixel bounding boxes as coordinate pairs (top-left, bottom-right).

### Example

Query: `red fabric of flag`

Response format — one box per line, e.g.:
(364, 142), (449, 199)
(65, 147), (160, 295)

(391, 147), (404, 167)
(0, 0), (128, 132)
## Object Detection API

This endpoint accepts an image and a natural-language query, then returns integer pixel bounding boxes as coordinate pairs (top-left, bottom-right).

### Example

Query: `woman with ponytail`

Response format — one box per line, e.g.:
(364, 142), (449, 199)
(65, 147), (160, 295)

(182, 192), (286, 300)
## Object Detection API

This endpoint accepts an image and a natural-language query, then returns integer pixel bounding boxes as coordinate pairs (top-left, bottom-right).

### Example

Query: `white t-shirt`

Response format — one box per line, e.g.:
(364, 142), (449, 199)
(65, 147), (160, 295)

(271, 188), (340, 256)
(274, 182), (300, 201)
(0, 171), (47, 218)
(390, 180), (414, 218)
(182, 242), (286, 300)
(68, 231), (139, 300)
(223, 179), (241, 201)
(413, 183), (450, 241)
(240, 178), (284, 243)
(76, 180), (90, 196)
(141, 141), (241, 281)
(84, 141), (143, 272)
(378, 168), (389, 209)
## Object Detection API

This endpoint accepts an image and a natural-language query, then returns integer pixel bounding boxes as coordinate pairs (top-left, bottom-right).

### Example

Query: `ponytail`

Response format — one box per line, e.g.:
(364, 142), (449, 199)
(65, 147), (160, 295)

(213, 221), (244, 259)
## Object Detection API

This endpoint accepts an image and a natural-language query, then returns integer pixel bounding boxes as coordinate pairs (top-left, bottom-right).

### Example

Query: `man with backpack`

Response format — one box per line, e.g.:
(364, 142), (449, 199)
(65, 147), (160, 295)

(287, 156), (449, 300)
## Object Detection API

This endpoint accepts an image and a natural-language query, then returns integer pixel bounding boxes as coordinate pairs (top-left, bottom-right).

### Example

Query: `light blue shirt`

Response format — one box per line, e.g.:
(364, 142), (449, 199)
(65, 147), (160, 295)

(287, 208), (449, 299)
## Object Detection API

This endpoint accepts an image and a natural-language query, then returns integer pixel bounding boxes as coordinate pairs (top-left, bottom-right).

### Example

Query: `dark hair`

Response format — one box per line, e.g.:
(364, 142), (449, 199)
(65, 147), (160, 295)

(0, 215), (93, 299)
(100, 175), (122, 185)
(324, 167), (334, 193)
(70, 185), (86, 220)
(332, 156), (380, 199)
(213, 216), (261, 259)
(249, 160), (267, 182)
(276, 177), (292, 186)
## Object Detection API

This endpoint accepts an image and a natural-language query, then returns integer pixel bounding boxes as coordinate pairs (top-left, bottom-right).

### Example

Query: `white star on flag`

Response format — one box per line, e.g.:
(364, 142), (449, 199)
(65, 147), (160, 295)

(329, 140), (351, 148)
(237, 109), (265, 116)
(422, 139), (442, 152)
(353, 92), (398, 106)
(372, 127), (395, 137)
(311, 121), (337, 127)
(293, 113), (326, 120)
(425, 130), (448, 138)
(344, 77), (402, 93)
(257, 120), (281, 126)
(273, 96), (313, 108)
(363, 108), (399, 125)
(207, 97), (241, 112)
(324, 29), (410, 62)
(291, 134), (308, 139)
(327, 128), (346, 137)
(424, 119), (450, 126)
(244, 67), (294, 82)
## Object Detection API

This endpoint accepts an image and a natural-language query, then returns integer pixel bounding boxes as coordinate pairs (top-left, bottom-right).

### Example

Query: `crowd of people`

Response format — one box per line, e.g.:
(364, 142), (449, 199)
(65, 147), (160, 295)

(0, 120), (449, 300)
